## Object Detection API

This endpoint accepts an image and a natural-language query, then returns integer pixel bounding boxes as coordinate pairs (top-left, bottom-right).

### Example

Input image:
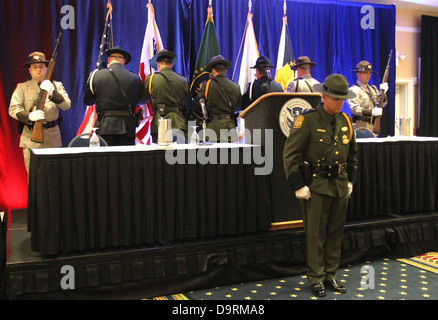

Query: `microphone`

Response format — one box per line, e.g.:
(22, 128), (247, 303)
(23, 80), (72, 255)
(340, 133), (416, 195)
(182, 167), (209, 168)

(200, 98), (208, 121)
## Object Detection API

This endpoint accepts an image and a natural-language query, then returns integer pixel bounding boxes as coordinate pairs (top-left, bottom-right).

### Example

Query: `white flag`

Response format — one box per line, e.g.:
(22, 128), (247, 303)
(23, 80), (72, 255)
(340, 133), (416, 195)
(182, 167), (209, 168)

(238, 12), (259, 95)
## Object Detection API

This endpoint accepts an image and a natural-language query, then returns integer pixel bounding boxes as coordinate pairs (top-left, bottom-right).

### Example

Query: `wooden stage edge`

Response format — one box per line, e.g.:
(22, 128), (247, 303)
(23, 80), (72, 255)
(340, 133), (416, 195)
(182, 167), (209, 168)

(270, 220), (304, 231)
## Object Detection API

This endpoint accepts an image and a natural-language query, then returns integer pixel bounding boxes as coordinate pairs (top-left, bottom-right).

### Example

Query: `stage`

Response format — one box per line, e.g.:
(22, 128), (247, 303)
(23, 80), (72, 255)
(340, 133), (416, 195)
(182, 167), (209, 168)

(2, 136), (438, 299)
(2, 208), (438, 300)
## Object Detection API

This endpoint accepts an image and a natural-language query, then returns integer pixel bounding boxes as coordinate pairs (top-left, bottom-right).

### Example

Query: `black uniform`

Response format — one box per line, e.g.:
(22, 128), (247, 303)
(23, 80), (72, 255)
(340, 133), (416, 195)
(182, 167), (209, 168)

(242, 76), (283, 108)
(84, 62), (148, 146)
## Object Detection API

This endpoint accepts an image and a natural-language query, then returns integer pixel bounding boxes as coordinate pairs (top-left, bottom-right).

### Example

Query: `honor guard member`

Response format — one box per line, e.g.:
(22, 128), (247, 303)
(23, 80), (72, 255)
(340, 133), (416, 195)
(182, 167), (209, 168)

(9, 52), (71, 174)
(144, 49), (190, 143)
(285, 56), (320, 93)
(283, 74), (358, 297)
(242, 56), (283, 109)
(192, 55), (242, 142)
(347, 61), (388, 134)
(84, 46), (148, 146)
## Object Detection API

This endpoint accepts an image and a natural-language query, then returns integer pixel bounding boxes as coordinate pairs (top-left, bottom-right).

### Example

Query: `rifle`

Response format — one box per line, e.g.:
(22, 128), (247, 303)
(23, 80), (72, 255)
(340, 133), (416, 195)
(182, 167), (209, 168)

(372, 50), (393, 135)
(31, 32), (62, 143)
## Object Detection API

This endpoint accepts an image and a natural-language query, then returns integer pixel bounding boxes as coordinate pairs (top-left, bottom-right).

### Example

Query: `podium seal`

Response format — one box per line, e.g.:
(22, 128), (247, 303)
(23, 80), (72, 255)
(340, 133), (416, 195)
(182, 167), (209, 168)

(279, 98), (313, 137)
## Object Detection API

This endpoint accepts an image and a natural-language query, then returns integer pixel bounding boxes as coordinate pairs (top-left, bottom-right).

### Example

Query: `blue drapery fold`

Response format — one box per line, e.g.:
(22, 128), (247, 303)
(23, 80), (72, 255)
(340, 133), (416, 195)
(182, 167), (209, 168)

(1, 0), (396, 147)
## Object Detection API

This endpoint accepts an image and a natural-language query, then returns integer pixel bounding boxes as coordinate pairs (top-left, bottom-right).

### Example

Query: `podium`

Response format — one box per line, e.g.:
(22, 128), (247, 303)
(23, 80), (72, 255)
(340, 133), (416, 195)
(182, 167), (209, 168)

(239, 93), (322, 229)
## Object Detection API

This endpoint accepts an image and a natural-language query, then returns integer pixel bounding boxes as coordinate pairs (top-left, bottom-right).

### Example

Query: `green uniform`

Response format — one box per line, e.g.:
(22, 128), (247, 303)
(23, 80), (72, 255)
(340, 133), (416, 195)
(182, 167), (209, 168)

(194, 73), (242, 142)
(144, 67), (190, 140)
(283, 104), (358, 284)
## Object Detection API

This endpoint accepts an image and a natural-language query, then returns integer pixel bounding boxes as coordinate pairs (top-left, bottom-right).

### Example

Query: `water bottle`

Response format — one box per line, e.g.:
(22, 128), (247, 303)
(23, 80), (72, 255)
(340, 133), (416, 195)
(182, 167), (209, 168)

(90, 128), (100, 147)
(190, 126), (200, 145)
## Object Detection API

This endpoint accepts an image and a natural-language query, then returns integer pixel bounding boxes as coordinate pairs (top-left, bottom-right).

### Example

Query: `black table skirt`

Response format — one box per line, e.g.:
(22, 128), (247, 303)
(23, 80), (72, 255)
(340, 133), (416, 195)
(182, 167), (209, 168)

(28, 146), (272, 255)
(349, 140), (438, 221)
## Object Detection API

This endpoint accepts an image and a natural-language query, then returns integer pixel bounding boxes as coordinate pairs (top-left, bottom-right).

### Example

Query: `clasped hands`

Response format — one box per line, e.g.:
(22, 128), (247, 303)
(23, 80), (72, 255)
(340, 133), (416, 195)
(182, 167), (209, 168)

(295, 182), (354, 200)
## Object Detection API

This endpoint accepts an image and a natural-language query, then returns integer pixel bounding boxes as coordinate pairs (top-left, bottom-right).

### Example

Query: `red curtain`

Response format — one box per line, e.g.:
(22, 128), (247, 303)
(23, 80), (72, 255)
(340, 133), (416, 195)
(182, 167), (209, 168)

(0, 0), (55, 210)
(0, 66), (28, 210)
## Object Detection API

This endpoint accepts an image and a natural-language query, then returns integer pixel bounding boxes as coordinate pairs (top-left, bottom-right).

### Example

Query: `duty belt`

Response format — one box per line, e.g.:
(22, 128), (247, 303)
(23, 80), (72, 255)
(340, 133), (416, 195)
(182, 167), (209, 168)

(102, 110), (132, 117)
(210, 114), (233, 120)
(311, 163), (347, 178)
(43, 120), (59, 129)
(156, 105), (181, 116)
(353, 115), (372, 123)
(27, 120), (58, 130)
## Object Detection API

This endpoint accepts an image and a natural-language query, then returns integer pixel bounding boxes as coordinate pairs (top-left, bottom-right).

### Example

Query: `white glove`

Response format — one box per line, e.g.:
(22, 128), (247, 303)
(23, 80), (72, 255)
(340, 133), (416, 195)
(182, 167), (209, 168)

(295, 186), (311, 200)
(379, 83), (388, 93)
(348, 182), (353, 197)
(40, 80), (55, 97)
(29, 110), (45, 122)
(372, 107), (382, 117)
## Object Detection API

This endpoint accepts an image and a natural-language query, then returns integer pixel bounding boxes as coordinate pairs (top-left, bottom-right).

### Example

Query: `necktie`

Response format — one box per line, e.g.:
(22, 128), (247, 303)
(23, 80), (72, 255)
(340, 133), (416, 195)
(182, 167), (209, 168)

(331, 116), (336, 133)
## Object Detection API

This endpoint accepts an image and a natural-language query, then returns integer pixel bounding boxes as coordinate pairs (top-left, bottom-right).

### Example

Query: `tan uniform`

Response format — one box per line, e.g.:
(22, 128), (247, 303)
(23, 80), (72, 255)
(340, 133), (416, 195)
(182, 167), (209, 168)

(9, 79), (71, 172)
(285, 73), (320, 93)
(348, 81), (387, 133)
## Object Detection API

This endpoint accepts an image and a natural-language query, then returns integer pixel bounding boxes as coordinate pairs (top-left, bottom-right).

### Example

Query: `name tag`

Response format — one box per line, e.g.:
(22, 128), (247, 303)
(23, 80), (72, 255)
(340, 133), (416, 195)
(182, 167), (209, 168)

(317, 129), (326, 133)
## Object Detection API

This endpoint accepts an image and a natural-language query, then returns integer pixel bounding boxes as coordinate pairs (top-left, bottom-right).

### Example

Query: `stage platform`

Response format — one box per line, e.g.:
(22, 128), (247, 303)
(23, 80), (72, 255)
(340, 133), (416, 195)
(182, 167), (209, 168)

(1, 209), (438, 300)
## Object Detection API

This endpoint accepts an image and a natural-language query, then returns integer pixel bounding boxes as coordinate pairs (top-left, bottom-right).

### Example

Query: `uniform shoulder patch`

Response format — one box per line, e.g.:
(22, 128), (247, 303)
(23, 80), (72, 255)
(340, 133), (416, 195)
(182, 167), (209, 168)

(294, 115), (305, 129)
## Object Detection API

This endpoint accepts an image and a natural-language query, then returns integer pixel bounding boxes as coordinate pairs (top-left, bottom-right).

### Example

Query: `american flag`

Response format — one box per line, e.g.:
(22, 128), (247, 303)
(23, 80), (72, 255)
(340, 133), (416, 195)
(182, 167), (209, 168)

(77, 0), (113, 135)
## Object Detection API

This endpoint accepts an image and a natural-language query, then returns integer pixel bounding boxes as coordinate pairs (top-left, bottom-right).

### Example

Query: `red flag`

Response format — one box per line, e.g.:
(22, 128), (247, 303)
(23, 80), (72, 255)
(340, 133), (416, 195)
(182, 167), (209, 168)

(136, 1), (164, 145)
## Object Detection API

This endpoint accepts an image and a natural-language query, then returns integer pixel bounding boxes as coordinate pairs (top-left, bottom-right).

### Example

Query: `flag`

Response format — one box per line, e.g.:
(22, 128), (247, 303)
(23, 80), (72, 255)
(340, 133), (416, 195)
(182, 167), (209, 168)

(190, 5), (220, 97)
(137, 1), (164, 145)
(236, 2), (259, 95)
(275, 2), (295, 91)
(77, 0), (113, 135)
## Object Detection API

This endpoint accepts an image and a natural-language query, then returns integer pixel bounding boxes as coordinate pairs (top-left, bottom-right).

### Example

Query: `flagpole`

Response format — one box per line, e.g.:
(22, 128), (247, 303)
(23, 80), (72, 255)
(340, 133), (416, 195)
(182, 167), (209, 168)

(77, 0), (113, 135)
(96, 0), (113, 70)
(232, 1), (251, 81)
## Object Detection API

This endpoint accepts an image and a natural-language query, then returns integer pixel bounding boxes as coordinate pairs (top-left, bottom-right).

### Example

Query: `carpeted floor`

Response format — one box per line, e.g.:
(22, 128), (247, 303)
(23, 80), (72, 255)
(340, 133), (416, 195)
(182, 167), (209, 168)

(153, 254), (438, 300)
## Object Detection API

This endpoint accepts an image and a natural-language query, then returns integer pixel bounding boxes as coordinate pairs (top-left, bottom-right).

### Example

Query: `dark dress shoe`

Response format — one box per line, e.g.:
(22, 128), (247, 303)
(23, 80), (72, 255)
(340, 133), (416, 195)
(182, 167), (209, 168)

(324, 279), (347, 293)
(310, 282), (326, 297)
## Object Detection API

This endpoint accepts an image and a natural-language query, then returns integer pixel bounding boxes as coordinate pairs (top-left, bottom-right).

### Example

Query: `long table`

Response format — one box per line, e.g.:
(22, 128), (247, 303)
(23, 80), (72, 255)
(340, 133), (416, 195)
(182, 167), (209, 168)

(28, 144), (272, 255)
(28, 137), (438, 255)
(350, 136), (438, 221)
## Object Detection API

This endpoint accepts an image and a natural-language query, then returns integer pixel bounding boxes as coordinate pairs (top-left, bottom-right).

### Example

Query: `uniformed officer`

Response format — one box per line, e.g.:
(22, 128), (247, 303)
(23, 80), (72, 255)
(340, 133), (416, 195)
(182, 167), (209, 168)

(84, 46), (148, 146)
(285, 56), (320, 93)
(9, 52), (71, 174)
(347, 61), (388, 134)
(192, 55), (242, 142)
(284, 73), (358, 297)
(143, 49), (190, 143)
(242, 56), (283, 108)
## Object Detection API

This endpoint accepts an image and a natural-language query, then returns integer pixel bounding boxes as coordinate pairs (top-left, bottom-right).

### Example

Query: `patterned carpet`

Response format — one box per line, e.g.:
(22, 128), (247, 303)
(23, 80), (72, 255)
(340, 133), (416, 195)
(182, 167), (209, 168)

(152, 253), (438, 300)
(398, 252), (438, 275)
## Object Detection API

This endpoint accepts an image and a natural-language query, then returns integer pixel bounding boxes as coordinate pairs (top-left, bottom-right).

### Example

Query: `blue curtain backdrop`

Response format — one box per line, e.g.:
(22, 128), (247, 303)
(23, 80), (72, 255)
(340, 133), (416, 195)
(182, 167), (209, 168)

(0, 0), (396, 148)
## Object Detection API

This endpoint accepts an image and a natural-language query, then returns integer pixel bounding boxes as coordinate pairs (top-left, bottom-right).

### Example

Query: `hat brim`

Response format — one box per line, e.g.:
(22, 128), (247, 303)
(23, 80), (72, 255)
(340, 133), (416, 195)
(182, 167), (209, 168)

(313, 83), (357, 99)
(150, 51), (177, 70)
(22, 61), (50, 68)
(250, 65), (275, 69)
(291, 62), (316, 70)
(206, 59), (232, 72)
(351, 69), (376, 73)
(104, 48), (132, 65)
